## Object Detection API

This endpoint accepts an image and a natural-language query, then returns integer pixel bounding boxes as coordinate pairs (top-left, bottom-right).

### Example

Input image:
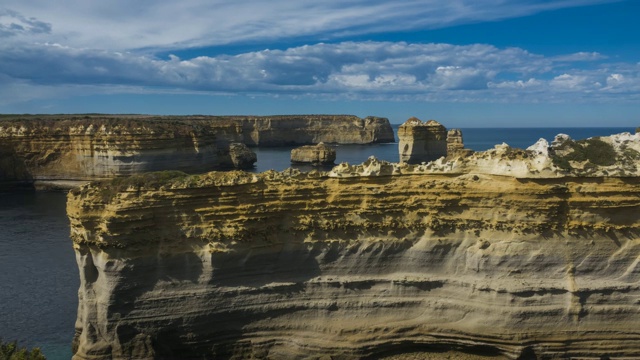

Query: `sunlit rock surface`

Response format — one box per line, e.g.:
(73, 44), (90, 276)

(398, 117), (448, 164)
(68, 132), (640, 359)
(290, 143), (336, 165)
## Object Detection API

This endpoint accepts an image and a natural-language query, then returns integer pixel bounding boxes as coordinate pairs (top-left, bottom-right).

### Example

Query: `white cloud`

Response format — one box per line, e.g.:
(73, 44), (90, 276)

(0, 0), (618, 51)
(489, 78), (542, 89)
(550, 73), (595, 90)
(1, 40), (639, 105)
(553, 51), (607, 62)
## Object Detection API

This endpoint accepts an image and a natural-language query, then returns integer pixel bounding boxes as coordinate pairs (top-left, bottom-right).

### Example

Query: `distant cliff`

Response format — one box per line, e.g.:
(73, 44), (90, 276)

(0, 114), (393, 188)
(67, 131), (640, 359)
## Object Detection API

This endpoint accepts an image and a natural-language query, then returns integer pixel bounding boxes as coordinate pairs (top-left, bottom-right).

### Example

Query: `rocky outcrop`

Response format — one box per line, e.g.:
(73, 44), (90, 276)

(0, 114), (390, 187)
(290, 143), (336, 165)
(223, 143), (257, 169)
(446, 128), (472, 158)
(398, 117), (448, 164)
(67, 131), (640, 359)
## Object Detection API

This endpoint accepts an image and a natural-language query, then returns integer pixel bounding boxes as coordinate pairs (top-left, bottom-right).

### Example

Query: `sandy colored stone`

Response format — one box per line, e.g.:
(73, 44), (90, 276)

(398, 117), (448, 164)
(291, 143), (336, 164)
(0, 114), (393, 186)
(67, 131), (640, 359)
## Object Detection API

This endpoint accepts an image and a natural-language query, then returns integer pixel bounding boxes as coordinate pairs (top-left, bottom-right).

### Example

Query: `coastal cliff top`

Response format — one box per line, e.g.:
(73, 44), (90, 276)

(72, 131), (640, 202)
(0, 114), (390, 137)
(399, 117), (444, 127)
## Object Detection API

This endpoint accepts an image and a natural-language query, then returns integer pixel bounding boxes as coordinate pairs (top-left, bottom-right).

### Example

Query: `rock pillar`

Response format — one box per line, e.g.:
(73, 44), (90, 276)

(398, 117), (447, 164)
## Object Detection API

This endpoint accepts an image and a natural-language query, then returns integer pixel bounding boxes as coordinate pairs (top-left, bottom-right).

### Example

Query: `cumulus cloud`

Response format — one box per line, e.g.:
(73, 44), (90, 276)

(1, 40), (639, 105)
(0, 0), (618, 50)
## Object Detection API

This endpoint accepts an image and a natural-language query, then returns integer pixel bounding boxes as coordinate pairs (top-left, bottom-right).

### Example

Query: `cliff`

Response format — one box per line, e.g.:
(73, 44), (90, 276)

(0, 114), (391, 187)
(67, 132), (640, 359)
(225, 115), (394, 146)
(398, 117), (448, 164)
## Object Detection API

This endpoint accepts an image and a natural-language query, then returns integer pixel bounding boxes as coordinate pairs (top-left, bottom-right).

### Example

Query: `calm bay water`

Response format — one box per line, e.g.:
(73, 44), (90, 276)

(0, 127), (634, 359)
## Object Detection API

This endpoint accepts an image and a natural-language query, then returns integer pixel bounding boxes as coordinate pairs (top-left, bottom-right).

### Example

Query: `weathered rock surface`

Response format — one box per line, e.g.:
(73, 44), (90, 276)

(0, 114), (391, 187)
(398, 117), (448, 164)
(228, 114), (394, 146)
(446, 128), (473, 159)
(0, 117), (225, 188)
(290, 143), (336, 165)
(67, 131), (640, 359)
(223, 143), (257, 169)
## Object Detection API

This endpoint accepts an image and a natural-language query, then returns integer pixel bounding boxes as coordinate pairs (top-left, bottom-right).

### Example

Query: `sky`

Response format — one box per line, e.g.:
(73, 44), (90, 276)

(0, 0), (639, 126)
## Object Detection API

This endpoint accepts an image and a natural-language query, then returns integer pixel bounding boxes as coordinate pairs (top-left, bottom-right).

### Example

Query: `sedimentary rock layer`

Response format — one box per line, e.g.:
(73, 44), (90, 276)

(398, 117), (448, 164)
(290, 143), (336, 165)
(68, 137), (640, 359)
(0, 114), (392, 186)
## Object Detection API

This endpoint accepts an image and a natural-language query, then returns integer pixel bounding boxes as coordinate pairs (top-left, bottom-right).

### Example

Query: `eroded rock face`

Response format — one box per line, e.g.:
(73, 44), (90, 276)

(446, 128), (473, 158)
(224, 143), (257, 169)
(398, 117), (448, 164)
(233, 115), (395, 146)
(290, 143), (336, 165)
(0, 114), (392, 187)
(67, 132), (640, 360)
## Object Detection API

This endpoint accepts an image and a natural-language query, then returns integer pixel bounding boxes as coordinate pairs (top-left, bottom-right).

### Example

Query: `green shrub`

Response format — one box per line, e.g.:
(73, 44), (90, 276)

(552, 138), (617, 169)
(0, 340), (46, 360)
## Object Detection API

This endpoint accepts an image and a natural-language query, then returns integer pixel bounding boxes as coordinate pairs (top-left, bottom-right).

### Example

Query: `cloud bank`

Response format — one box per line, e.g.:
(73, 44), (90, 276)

(0, 0), (636, 107)
(1, 41), (638, 106)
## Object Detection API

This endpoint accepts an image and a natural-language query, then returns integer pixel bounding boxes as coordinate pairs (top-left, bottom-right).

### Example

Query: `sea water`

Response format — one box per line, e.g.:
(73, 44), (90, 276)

(0, 127), (634, 360)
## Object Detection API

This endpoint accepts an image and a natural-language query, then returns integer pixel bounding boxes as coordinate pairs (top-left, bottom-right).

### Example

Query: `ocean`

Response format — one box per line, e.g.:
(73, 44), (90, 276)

(0, 127), (634, 359)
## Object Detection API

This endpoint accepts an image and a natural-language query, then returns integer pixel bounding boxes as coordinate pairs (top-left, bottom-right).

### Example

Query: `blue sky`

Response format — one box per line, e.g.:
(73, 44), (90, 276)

(0, 0), (638, 126)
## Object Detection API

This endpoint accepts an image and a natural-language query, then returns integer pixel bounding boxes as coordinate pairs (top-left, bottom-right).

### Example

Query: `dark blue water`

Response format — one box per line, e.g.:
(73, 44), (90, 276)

(0, 191), (77, 360)
(0, 127), (634, 359)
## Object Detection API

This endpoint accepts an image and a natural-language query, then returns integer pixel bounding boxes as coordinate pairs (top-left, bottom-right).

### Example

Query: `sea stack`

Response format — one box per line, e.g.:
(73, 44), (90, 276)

(398, 117), (448, 164)
(290, 143), (336, 165)
(225, 143), (257, 169)
(446, 128), (472, 158)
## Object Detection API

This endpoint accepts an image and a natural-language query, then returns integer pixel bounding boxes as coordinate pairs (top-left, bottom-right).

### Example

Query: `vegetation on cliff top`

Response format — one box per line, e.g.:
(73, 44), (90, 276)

(0, 340), (46, 360)
(552, 138), (617, 170)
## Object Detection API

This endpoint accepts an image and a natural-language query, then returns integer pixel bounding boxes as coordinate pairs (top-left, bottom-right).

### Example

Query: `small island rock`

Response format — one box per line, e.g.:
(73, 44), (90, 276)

(291, 143), (336, 165)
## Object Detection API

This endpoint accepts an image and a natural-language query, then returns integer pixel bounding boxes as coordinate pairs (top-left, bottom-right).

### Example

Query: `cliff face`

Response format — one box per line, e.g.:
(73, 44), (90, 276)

(0, 118), (231, 187)
(227, 115), (394, 146)
(0, 114), (391, 187)
(398, 117), (448, 164)
(67, 132), (640, 359)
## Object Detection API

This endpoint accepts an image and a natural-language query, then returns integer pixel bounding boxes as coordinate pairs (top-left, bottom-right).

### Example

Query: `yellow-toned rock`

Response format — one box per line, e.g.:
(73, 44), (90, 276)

(67, 132), (640, 359)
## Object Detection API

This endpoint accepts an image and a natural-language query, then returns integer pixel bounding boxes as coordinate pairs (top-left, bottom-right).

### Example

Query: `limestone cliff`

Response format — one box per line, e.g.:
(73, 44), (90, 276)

(67, 132), (640, 359)
(290, 143), (336, 165)
(226, 115), (394, 146)
(0, 114), (391, 187)
(398, 117), (448, 164)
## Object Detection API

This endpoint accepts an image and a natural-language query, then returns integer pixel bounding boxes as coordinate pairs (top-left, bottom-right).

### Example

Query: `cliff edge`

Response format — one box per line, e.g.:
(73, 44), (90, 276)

(0, 114), (392, 188)
(67, 131), (640, 359)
